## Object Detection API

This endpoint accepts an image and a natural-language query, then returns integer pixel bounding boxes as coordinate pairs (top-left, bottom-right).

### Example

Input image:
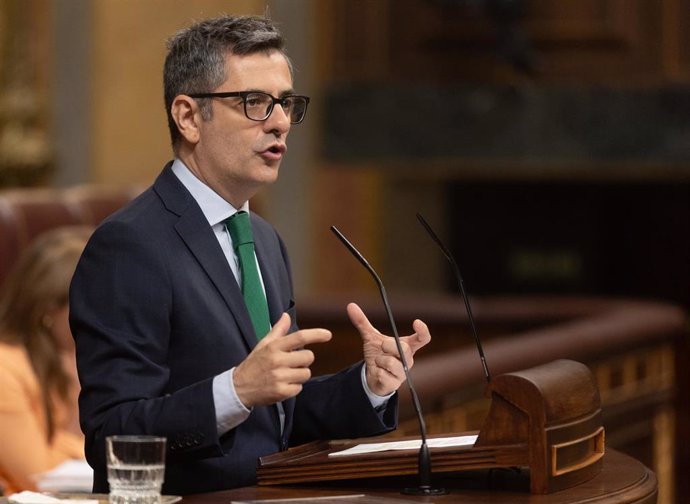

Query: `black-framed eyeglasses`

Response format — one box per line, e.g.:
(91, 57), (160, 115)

(187, 91), (310, 124)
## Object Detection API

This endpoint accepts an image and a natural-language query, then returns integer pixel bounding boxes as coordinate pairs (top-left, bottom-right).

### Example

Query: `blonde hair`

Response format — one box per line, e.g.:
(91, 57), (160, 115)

(0, 226), (92, 440)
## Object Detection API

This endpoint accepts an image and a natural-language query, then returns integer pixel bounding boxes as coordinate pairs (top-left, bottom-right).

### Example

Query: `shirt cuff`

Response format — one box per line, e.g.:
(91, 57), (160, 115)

(361, 364), (394, 410)
(212, 367), (252, 435)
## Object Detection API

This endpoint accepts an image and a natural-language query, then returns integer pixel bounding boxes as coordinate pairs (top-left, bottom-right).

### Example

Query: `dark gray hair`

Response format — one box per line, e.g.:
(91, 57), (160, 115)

(163, 15), (291, 152)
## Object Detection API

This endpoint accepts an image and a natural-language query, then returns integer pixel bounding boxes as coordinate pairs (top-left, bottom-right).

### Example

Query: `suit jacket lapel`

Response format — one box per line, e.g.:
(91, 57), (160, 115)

(153, 165), (258, 351)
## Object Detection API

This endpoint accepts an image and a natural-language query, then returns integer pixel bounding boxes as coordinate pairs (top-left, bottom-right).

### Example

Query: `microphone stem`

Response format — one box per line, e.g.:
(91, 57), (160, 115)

(417, 213), (492, 384)
(330, 226), (443, 494)
(454, 262), (491, 383)
(378, 285), (429, 446)
(378, 280), (437, 494)
(418, 442), (432, 489)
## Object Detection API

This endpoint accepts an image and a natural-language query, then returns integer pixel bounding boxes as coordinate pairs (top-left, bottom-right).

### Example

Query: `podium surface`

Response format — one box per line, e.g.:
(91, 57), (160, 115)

(186, 450), (656, 504)
(258, 360), (606, 495)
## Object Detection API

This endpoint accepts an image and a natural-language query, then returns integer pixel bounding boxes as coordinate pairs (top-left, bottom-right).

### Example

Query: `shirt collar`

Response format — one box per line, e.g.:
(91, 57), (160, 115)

(171, 158), (249, 226)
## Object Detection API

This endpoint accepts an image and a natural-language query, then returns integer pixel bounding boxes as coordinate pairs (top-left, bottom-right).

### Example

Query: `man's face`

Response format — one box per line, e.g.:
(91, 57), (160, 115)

(189, 50), (294, 207)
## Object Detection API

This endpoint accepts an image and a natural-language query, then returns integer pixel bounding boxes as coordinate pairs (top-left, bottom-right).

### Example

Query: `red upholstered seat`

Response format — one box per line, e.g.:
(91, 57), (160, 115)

(0, 185), (140, 287)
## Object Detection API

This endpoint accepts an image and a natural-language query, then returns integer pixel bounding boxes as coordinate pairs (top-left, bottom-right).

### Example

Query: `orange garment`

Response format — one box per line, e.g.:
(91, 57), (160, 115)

(0, 342), (84, 495)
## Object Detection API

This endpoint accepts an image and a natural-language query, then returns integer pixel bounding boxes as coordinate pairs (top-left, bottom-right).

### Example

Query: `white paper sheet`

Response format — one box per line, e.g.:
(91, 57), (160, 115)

(34, 459), (94, 492)
(328, 434), (478, 457)
(8, 491), (98, 504)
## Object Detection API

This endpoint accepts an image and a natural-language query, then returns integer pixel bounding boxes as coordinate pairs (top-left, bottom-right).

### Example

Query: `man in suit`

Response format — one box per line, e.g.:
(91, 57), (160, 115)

(70, 15), (432, 495)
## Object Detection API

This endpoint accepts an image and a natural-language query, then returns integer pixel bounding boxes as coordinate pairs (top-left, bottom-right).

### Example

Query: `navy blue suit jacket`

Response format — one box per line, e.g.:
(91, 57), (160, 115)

(69, 163), (397, 495)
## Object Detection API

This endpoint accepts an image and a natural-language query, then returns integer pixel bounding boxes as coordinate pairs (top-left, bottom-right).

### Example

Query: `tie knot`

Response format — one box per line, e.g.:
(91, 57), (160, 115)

(225, 211), (254, 248)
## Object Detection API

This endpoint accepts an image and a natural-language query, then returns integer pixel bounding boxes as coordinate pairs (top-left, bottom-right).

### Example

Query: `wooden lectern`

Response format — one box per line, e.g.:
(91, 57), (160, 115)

(257, 359), (605, 494)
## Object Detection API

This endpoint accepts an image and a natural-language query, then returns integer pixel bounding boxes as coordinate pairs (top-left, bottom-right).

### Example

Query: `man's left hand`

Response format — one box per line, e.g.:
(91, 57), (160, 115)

(346, 302), (432, 397)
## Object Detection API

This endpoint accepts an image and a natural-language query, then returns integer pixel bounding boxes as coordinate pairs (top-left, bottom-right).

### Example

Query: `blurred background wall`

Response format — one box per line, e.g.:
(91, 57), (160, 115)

(3, 0), (688, 304)
(1, 0), (688, 303)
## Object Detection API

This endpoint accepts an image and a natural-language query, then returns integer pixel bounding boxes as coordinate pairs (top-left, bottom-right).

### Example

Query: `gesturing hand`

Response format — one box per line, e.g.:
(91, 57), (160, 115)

(233, 313), (332, 408)
(346, 302), (431, 397)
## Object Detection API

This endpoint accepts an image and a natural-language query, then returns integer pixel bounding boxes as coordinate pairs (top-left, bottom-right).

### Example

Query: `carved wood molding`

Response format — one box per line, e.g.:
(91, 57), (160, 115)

(318, 0), (690, 84)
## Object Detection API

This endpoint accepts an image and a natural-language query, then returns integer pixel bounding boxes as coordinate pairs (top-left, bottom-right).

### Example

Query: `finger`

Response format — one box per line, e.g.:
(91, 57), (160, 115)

(273, 366), (312, 385)
(380, 337), (411, 361)
(275, 328), (332, 352)
(401, 319), (432, 354)
(374, 354), (406, 380)
(260, 312), (291, 343)
(250, 313), (291, 353)
(283, 348), (316, 368)
(347, 302), (380, 338)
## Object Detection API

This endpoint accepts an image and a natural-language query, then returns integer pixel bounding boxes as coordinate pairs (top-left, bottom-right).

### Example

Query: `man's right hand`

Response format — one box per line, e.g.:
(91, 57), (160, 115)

(232, 313), (332, 408)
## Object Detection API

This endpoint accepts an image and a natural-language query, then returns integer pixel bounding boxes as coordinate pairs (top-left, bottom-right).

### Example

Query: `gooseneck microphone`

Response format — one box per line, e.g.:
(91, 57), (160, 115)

(330, 226), (447, 496)
(416, 213), (491, 383)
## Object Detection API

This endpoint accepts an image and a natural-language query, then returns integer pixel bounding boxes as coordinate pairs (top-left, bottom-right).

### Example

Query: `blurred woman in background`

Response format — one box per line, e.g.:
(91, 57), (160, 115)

(0, 227), (92, 495)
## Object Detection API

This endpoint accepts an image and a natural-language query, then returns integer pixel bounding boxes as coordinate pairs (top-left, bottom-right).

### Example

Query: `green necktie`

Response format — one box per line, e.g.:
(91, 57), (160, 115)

(225, 211), (271, 339)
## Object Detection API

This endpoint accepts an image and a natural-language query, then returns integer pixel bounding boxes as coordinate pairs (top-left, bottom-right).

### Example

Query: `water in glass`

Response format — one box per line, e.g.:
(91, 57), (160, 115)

(108, 463), (165, 504)
(106, 436), (166, 504)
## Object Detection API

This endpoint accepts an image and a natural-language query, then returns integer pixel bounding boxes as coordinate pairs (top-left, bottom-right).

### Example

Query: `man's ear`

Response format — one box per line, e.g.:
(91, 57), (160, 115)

(171, 95), (202, 145)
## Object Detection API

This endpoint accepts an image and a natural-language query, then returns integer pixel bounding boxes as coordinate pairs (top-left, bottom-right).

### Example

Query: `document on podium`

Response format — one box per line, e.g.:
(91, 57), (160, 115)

(328, 434), (478, 457)
(257, 431), (501, 486)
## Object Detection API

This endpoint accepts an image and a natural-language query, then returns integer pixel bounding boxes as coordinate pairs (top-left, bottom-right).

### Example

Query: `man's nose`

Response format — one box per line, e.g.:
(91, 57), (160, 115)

(264, 103), (291, 134)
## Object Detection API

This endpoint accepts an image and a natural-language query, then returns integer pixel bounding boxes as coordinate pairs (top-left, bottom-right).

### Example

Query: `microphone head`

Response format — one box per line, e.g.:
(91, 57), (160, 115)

(330, 226), (377, 281)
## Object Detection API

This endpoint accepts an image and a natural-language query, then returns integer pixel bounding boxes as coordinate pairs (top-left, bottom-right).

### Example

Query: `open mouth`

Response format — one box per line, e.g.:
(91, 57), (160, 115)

(260, 144), (286, 161)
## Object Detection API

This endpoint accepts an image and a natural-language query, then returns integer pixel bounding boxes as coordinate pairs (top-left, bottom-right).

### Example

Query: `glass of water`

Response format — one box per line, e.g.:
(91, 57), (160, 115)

(106, 435), (166, 504)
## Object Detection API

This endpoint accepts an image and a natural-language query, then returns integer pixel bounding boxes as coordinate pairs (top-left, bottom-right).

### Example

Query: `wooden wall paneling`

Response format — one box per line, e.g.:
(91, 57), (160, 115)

(680, 0), (690, 80)
(323, 0), (683, 85)
(674, 328), (690, 504)
(663, 0), (690, 82)
(522, 0), (661, 82)
(311, 167), (385, 293)
(387, 0), (517, 83)
(396, 0), (666, 84)
(317, 0), (391, 82)
(89, 0), (265, 186)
